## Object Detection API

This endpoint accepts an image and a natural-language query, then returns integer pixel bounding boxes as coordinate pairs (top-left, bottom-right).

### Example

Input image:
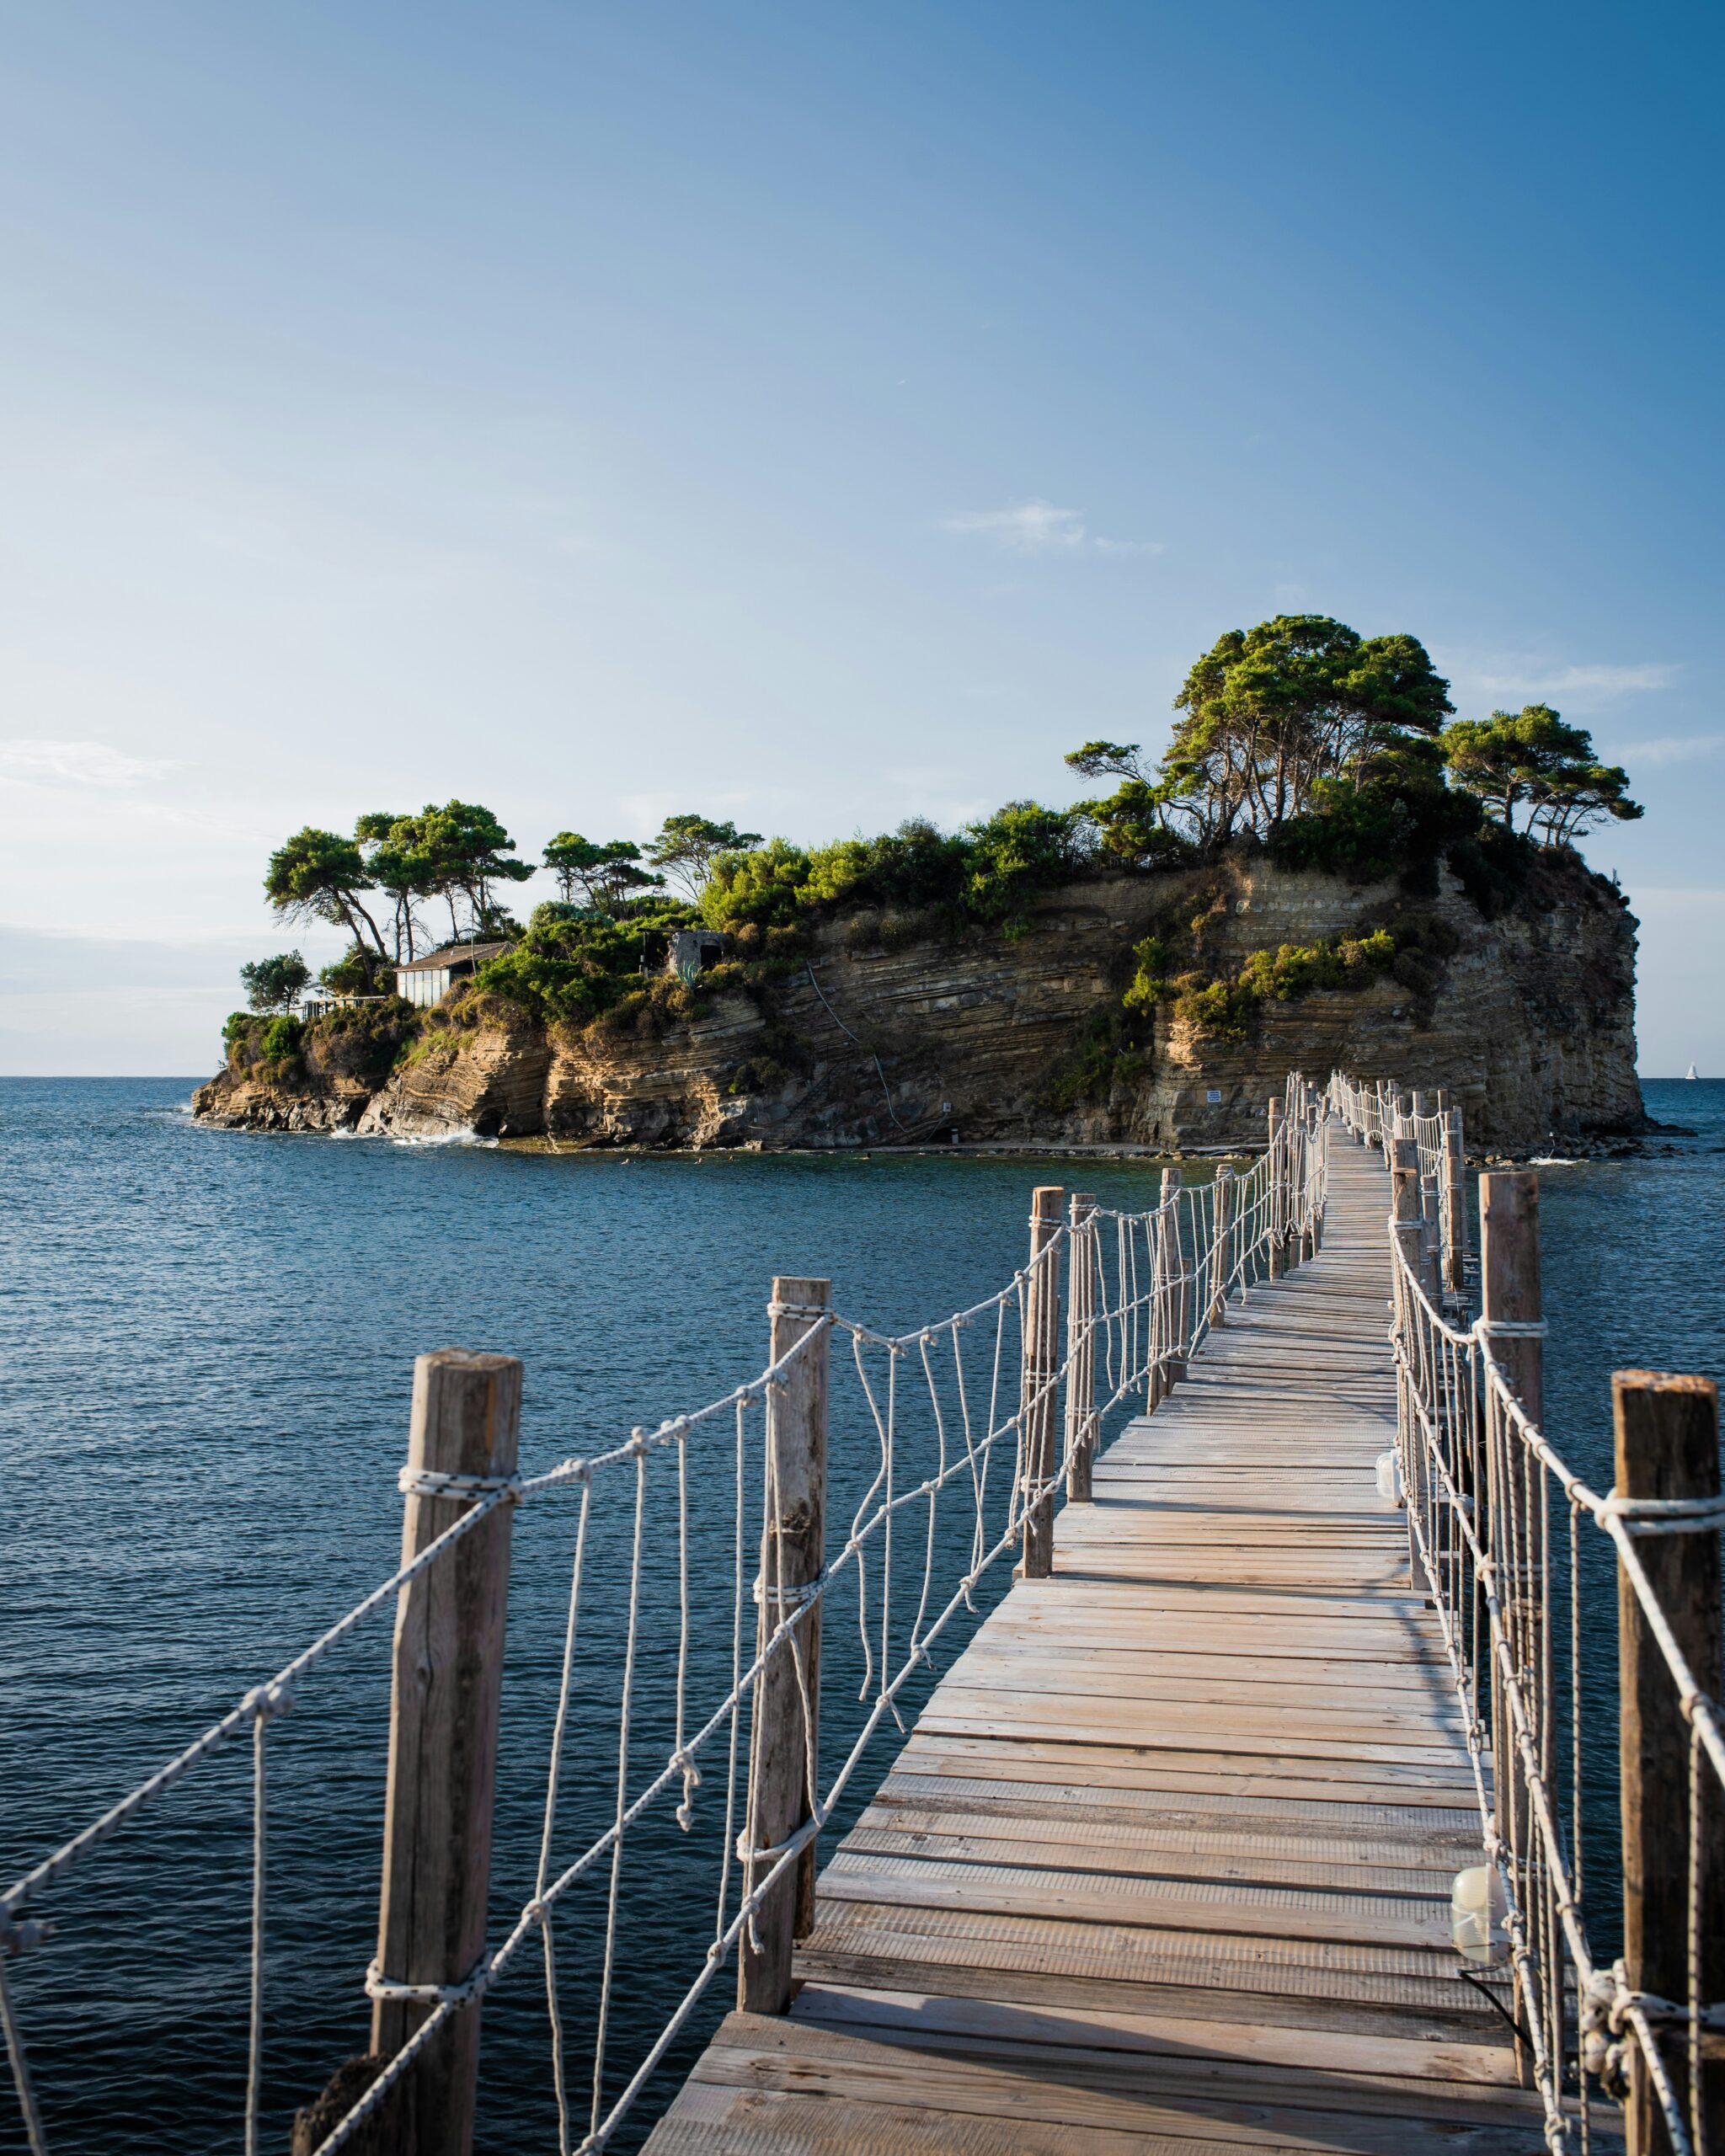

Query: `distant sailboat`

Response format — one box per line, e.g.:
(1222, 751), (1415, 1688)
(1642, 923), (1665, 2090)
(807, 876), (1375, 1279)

(1686, 1062), (1700, 1080)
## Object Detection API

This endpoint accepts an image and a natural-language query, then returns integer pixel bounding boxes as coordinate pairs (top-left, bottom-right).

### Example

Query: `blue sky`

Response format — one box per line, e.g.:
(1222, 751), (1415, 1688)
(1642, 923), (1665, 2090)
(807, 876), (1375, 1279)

(0, 0), (1718, 1074)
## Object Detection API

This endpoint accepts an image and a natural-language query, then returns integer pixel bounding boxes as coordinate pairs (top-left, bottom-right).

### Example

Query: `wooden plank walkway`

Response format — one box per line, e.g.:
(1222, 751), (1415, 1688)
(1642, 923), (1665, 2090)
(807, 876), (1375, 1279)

(646, 1132), (1563, 2153)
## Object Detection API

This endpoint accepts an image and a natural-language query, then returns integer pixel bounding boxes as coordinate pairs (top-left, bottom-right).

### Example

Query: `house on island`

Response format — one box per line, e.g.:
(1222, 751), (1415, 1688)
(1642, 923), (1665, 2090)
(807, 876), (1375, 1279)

(394, 940), (514, 1009)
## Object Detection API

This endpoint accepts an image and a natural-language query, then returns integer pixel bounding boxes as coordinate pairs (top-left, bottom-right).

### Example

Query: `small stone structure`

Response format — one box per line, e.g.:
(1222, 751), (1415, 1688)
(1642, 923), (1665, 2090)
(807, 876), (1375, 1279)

(638, 929), (731, 983)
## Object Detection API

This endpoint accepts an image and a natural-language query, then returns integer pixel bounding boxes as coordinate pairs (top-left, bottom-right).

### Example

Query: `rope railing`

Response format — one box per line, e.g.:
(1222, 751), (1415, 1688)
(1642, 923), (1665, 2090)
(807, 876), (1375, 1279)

(1330, 1067), (1723, 2156)
(0, 1081), (1333, 2156)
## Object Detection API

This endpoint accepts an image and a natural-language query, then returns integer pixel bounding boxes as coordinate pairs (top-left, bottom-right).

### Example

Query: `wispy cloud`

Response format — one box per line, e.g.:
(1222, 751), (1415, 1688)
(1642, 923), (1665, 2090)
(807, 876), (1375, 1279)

(942, 499), (1161, 557)
(0, 739), (173, 787)
(1601, 732), (1725, 768)
(1454, 659), (1680, 710)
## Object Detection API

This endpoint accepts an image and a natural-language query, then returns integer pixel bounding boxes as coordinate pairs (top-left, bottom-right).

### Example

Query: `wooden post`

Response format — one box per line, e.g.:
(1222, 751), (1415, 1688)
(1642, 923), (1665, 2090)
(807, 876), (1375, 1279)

(1065, 1194), (1097, 1502)
(1021, 1187), (1065, 1580)
(1303, 1105), (1321, 1259)
(739, 1276), (831, 2013)
(1208, 1166), (1232, 1326)
(1390, 1139), (1426, 1302)
(370, 1350), (521, 2156)
(1156, 1166), (1187, 1398)
(1266, 1099), (1286, 1279)
(1443, 1107), (1467, 1294)
(1478, 1170), (1542, 2088)
(1479, 1173), (1541, 1427)
(1419, 1172), (1442, 1299)
(1614, 1371), (1723, 2156)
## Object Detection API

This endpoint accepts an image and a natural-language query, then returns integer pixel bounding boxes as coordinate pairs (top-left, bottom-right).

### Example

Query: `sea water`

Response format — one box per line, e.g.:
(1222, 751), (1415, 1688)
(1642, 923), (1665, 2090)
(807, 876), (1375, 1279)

(3, 1076), (1722, 2151)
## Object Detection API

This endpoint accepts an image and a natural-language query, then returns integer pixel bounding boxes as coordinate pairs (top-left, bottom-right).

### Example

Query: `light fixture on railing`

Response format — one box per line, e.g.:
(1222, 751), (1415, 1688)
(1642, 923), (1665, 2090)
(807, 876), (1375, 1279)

(1450, 1864), (1509, 1965)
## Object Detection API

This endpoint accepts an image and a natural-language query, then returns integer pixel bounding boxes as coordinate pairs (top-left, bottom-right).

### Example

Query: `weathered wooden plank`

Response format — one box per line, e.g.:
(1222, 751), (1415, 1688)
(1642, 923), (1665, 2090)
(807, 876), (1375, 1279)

(679, 2015), (1553, 2140)
(848, 1806), (1474, 1878)
(895, 1732), (1483, 1804)
(799, 1899), (1507, 1998)
(789, 1983), (1521, 2085)
(875, 1771), (1483, 1838)
(815, 1854), (1455, 1948)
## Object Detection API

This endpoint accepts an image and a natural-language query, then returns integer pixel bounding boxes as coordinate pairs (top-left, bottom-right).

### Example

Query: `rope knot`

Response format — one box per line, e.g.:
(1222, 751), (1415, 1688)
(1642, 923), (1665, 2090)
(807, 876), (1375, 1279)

(398, 1465), (523, 1504)
(243, 1682), (294, 1723)
(752, 1570), (826, 1611)
(1598, 1488), (1725, 1535)
(365, 1953), (489, 2008)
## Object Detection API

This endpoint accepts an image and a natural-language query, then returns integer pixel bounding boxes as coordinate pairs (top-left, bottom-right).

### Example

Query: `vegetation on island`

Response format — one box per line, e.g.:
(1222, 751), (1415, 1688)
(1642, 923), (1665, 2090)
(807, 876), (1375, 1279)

(226, 611), (1643, 1083)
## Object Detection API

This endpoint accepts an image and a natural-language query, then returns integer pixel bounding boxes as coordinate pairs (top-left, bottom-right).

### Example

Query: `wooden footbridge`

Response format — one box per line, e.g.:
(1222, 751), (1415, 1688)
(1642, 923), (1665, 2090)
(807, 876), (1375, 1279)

(5, 1075), (1719, 2156)
(644, 1132), (1550, 2155)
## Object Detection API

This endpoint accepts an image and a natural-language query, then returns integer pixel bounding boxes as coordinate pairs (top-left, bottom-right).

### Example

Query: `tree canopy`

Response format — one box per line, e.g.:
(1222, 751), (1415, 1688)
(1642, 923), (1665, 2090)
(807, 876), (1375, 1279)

(1069, 616), (1455, 858)
(1440, 706), (1642, 846)
(1065, 614), (1642, 881)
(266, 802), (533, 961)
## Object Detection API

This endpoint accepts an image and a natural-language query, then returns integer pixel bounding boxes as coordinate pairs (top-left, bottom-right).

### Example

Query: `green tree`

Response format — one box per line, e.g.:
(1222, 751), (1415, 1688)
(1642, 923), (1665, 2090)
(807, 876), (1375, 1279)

(1062, 741), (1193, 865)
(1442, 706), (1642, 846)
(239, 951), (311, 1011)
(644, 814), (764, 900)
(264, 829), (388, 954)
(542, 833), (665, 913)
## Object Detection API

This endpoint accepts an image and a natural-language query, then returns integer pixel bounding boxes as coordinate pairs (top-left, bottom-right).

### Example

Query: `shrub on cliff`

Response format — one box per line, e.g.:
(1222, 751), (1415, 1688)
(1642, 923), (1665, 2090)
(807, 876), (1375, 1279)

(222, 1011), (308, 1081)
(468, 899), (699, 1025)
(304, 999), (418, 1080)
(1128, 927), (1400, 1043)
(318, 942), (392, 995)
(700, 807), (1085, 938)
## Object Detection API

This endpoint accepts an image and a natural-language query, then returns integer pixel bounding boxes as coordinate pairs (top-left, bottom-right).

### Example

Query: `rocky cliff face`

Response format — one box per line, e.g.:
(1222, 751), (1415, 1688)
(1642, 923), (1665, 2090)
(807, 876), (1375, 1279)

(195, 852), (1644, 1153)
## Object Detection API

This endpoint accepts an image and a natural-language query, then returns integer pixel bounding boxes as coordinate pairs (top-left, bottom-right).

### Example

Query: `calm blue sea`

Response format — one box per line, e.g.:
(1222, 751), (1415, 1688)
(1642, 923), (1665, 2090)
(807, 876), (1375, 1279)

(3, 1077), (1722, 2153)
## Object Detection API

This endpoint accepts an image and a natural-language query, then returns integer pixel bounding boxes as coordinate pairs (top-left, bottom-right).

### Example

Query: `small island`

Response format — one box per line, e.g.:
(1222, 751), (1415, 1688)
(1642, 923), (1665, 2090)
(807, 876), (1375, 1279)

(196, 613), (1647, 1153)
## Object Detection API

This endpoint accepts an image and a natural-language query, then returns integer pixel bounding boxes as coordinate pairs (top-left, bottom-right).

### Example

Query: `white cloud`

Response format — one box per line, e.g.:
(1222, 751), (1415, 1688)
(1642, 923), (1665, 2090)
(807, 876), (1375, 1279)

(0, 738), (173, 787)
(942, 499), (1161, 558)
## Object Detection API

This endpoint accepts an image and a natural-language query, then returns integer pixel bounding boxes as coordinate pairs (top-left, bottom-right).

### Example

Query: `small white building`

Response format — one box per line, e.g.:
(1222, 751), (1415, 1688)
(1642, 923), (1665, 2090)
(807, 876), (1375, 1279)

(394, 940), (513, 1009)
